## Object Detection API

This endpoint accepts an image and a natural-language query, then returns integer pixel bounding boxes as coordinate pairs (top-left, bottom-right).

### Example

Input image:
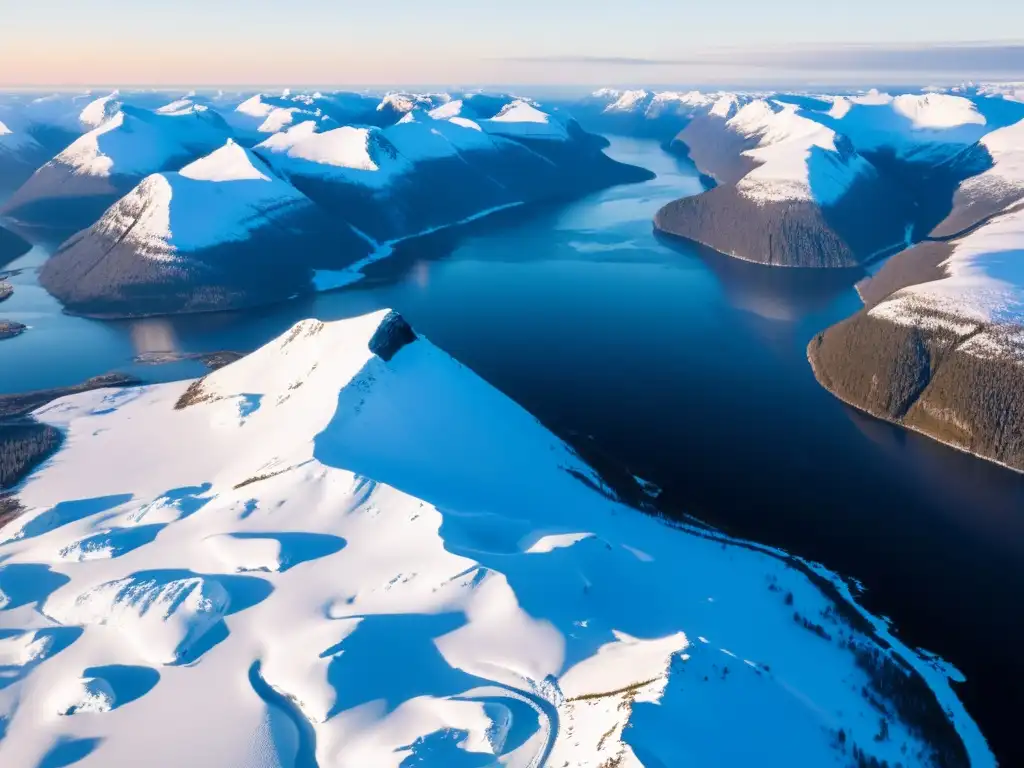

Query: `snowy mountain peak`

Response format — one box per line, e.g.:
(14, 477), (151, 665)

(255, 123), (408, 186)
(79, 92), (122, 129)
(236, 94), (274, 118)
(723, 99), (874, 205)
(428, 99), (464, 119)
(709, 94), (741, 119)
(178, 140), (273, 183)
(484, 101), (570, 141)
(605, 89), (651, 112)
(892, 93), (986, 130)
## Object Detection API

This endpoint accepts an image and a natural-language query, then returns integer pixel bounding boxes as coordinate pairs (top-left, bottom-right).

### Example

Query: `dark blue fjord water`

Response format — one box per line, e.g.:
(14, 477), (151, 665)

(3, 137), (1024, 761)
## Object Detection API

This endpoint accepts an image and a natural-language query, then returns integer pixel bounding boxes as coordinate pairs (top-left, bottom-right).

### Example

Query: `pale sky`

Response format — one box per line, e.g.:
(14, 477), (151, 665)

(2, 0), (1023, 86)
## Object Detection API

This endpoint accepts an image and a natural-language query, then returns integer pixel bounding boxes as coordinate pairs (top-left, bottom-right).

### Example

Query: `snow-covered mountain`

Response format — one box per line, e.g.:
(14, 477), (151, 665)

(223, 94), (338, 144)
(0, 310), (986, 767)
(374, 91), (452, 125)
(656, 99), (913, 267)
(814, 91), (991, 164)
(38, 140), (370, 316)
(254, 101), (649, 246)
(3, 91), (647, 316)
(556, 88), (720, 140)
(810, 200), (1024, 471)
(1, 104), (233, 231)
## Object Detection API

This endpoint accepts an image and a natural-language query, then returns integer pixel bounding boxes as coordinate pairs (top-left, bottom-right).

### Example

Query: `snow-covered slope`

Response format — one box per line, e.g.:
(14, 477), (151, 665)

(817, 91), (989, 163)
(375, 92), (451, 124)
(0, 310), (987, 767)
(1, 105), (232, 229)
(931, 118), (1024, 236)
(255, 101), (650, 245)
(810, 203), (1024, 471)
(256, 122), (411, 189)
(77, 92), (121, 130)
(37, 140), (369, 316)
(479, 100), (571, 141)
(224, 94), (336, 144)
(726, 100), (874, 205)
(656, 99), (912, 267)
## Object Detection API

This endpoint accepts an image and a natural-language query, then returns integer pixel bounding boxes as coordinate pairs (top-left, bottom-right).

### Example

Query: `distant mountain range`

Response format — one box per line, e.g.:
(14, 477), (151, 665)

(0, 90), (649, 316)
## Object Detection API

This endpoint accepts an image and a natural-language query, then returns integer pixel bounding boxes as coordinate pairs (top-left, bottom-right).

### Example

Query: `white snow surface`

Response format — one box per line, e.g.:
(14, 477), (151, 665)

(227, 94), (331, 138)
(604, 90), (651, 113)
(955, 118), (1024, 202)
(52, 106), (231, 178)
(255, 123), (410, 188)
(78, 93), (121, 130)
(822, 91), (988, 158)
(0, 310), (991, 767)
(89, 141), (313, 255)
(481, 101), (570, 141)
(726, 100), (874, 204)
(869, 205), (1024, 355)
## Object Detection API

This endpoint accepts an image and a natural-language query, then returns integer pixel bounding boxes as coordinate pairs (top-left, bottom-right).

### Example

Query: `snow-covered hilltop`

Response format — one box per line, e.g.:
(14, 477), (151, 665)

(1, 104), (232, 231)
(38, 140), (370, 316)
(655, 98), (913, 267)
(0, 310), (987, 767)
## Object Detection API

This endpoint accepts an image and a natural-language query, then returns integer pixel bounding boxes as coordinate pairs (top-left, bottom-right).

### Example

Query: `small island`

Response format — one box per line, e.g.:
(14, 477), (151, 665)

(0, 319), (26, 340)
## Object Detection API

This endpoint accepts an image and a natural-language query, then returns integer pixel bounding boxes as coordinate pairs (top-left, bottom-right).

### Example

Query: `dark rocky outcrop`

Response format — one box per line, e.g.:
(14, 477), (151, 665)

(369, 311), (417, 361)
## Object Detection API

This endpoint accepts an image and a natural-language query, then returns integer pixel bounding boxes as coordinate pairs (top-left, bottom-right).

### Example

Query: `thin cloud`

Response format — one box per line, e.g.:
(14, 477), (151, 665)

(502, 43), (1024, 74)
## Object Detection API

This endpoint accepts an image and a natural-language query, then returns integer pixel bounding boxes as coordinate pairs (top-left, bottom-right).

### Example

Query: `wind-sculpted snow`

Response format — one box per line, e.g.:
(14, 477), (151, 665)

(0, 310), (989, 767)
